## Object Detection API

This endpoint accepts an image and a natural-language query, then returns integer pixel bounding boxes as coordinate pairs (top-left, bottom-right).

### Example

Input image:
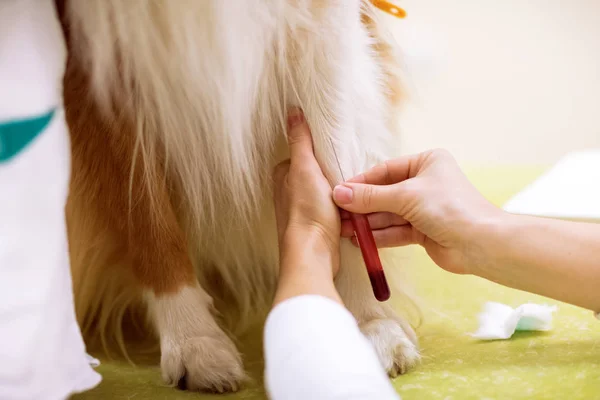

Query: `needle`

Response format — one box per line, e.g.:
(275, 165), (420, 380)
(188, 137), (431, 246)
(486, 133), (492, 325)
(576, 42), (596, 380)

(328, 138), (390, 302)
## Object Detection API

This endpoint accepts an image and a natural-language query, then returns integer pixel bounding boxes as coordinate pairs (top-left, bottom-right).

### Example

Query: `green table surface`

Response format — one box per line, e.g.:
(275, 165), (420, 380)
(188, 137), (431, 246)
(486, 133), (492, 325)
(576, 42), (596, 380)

(74, 165), (600, 400)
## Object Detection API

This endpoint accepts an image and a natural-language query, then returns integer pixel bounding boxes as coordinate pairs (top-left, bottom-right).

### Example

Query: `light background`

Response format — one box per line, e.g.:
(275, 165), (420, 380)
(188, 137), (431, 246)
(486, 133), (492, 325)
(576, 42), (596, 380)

(387, 0), (600, 165)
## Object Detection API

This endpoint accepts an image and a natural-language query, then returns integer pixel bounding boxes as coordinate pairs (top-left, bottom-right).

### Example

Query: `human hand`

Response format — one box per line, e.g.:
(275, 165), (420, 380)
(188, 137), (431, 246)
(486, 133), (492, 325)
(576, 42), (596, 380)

(333, 149), (503, 275)
(272, 108), (341, 278)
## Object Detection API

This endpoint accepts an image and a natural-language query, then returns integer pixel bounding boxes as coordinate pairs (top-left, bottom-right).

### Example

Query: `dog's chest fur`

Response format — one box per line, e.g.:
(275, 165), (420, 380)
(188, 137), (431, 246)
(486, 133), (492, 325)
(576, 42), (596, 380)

(63, 0), (401, 317)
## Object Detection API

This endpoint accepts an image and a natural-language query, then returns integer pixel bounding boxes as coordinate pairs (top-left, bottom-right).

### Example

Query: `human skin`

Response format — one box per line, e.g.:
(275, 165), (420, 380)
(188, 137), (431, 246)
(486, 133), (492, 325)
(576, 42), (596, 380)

(333, 149), (600, 314)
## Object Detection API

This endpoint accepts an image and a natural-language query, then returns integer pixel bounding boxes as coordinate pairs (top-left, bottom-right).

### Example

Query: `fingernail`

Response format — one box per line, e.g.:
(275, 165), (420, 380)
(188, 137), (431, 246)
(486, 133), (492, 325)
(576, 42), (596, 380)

(333, 185), (353, 204)
(287, 108), (304, 129)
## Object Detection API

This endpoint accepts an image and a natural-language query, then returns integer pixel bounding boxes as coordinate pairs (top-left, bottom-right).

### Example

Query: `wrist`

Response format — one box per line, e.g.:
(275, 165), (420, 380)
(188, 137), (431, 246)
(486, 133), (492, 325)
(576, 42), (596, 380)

(275, 227), (342, 306)
(464, 209), (515, 277)
(281, 226), (339, 269)
(274, 268), (342, 306)
(275, 250), (341, 307)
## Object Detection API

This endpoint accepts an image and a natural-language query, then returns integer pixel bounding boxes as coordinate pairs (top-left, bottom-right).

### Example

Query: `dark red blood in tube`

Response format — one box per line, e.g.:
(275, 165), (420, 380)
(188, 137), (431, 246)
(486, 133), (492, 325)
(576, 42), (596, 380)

(349, 213), (390, 302)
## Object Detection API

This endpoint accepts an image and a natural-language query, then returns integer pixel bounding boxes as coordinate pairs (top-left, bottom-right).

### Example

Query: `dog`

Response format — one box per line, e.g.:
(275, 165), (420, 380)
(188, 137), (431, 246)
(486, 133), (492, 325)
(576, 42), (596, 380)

(56, 0), (420, 393)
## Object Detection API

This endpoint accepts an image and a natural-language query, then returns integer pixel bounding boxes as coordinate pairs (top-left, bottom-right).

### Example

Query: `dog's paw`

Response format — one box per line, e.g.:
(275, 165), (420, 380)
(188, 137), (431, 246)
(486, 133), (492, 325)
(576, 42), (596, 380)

(161, 334), (246, 393)
(360, 318), (420, 377)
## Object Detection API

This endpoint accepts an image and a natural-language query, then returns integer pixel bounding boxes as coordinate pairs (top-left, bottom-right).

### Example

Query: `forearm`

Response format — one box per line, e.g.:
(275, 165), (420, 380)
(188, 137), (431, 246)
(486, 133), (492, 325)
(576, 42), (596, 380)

(474, 213), (600, 312)
(273, 232), (342, 306)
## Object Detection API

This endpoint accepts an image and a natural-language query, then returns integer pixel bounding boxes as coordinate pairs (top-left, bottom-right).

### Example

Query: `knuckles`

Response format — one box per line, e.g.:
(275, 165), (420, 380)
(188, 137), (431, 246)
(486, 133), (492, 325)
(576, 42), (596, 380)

(359, 184), (375, 209)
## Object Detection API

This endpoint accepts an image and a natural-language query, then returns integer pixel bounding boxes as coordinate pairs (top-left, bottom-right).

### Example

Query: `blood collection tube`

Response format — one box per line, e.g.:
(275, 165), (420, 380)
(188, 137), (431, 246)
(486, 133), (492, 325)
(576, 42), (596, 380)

(349, 213), (390, 302)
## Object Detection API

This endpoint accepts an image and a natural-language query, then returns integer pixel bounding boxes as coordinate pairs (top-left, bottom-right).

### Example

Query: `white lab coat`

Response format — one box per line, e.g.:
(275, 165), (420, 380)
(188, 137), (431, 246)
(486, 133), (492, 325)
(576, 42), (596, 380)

(0, 1), (101, 399)
(264, 295), (401, 400)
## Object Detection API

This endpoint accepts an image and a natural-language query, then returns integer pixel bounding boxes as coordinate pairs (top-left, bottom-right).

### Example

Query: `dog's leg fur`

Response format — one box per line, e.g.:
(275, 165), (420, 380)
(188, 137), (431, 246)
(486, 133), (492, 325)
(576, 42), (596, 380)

(62, 60), (245, 392)
(286, 1), (420, 375)
(147, 287), (245, 392)
(337, 243), (420, 375)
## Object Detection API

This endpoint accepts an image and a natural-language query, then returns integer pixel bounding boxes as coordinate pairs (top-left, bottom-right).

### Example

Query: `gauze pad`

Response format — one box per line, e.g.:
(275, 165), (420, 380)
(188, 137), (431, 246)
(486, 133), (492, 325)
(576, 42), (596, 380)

(472, 302), (557, 340)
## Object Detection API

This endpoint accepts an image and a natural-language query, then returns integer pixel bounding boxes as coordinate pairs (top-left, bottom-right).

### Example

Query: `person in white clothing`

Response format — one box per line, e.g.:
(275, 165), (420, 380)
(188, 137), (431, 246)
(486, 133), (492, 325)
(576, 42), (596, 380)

(0, 2), (101, 399)
(265, 108), (401, 400)
(265, 108), (600, 400)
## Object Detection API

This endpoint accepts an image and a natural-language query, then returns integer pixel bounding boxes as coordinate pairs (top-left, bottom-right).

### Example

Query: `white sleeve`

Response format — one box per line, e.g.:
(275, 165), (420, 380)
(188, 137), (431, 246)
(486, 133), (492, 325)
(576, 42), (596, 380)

(264, 295), (401, 400)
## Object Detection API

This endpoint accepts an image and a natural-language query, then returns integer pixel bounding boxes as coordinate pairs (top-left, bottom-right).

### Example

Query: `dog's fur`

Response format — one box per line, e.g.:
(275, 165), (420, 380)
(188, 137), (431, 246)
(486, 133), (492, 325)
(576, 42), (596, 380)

(57, 0), (420, 392)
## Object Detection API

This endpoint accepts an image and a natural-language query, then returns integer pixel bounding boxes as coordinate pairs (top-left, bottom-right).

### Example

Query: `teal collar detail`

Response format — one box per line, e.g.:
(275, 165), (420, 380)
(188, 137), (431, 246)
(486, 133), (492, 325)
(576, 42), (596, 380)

(0, 109), (56, 163)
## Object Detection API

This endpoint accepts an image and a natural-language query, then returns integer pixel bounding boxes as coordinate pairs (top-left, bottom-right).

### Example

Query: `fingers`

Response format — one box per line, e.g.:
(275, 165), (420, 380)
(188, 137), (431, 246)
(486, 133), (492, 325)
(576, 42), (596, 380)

(348, 156), (416, 185)
(333, 181), (403, 214)
(349, 225), (422, 248)
(348, 155), (421, 185)
(340, 212), (406, 237)
(274, 108), (315, 181)
(286, 108), (315, 164)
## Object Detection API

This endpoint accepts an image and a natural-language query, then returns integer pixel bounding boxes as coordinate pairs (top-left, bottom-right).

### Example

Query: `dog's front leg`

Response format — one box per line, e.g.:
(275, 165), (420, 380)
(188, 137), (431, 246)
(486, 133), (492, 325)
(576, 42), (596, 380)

(123, 158), (246, 392)
(286, 0), (420, 376)
(114, 158), (246, 392)
(63, 61), (245, 391)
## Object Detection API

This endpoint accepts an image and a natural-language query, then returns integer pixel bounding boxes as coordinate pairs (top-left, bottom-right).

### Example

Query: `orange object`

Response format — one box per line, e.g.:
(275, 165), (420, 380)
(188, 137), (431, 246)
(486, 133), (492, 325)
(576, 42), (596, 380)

(371, 0), (407, 19)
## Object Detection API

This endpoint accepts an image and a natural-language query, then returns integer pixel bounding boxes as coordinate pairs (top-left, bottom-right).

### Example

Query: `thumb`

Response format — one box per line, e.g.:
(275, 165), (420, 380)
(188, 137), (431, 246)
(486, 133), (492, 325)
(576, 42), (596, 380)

(272, 160), (291, 184)
(333, 182), (401, 214)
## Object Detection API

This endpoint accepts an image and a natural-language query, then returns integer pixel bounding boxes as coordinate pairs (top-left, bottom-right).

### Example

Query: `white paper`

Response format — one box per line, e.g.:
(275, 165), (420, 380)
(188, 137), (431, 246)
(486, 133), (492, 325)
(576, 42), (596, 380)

(503, 149), (600, 222)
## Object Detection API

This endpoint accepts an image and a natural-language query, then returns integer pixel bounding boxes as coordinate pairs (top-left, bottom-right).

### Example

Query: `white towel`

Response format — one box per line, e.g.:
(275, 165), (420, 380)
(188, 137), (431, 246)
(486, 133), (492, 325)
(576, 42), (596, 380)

(0, 1), (101, 399)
